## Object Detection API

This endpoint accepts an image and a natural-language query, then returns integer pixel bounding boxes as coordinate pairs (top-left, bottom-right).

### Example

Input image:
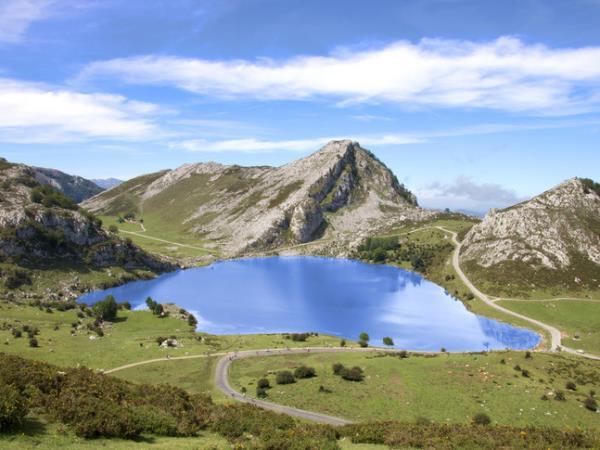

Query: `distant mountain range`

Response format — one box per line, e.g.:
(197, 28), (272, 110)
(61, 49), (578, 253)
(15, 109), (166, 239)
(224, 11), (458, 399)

(91, 178), (123, 190)
(33, 167), (104, 203)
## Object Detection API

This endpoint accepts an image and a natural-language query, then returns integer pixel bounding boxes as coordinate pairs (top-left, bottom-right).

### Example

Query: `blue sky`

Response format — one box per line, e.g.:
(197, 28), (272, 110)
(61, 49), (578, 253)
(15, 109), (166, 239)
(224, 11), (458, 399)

(1, 0), (599, 213)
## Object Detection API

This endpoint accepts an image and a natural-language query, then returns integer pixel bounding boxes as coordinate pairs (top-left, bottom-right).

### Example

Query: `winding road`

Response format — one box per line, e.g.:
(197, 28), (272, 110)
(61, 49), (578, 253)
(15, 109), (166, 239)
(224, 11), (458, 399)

(436, 226), (599, 361)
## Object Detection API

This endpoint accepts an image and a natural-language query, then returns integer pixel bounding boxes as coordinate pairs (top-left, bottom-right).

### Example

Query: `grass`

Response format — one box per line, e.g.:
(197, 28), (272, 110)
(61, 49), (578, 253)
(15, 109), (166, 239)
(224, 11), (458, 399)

(230, 350), (600, 429)
(0, 420), (231, 449)
(0, 303), (345, 371)
(100, 215), (215, 260)
(498, 299), (600, 354)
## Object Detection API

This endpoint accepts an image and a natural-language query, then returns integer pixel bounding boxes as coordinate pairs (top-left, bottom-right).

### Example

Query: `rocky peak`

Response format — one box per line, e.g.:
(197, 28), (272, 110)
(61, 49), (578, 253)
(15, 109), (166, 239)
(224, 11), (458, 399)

(461, 177), (600, 271)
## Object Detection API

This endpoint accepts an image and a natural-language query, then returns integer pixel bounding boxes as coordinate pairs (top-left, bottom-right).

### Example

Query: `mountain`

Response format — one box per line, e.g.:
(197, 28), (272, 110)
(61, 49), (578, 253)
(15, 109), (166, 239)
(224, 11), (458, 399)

(91, 178), (123, 190)
(0, 158), (171, 272)
(460, 177), (600, 295)
(31, 166), (103, 203)
(83, 140), (432, 256)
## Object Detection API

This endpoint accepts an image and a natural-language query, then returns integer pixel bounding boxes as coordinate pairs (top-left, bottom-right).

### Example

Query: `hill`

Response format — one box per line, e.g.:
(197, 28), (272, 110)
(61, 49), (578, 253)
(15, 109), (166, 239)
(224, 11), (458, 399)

(92, 178), (124, 190)
(0, 158), (172, 298)
(460, 177), (600, 296)
(32, 166), (104, 203)
(83, 140), (433, 256)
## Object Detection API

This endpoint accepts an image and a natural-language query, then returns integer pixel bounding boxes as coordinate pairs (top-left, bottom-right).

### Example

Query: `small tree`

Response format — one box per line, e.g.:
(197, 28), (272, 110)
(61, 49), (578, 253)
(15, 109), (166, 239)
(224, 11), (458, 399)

(383, 337), (394, 346)
(359, 332), (370, 342)
(276, 371), (295, 385)
(146, 297), (156, 310)
(339, 339), (346, 347)
(93, 295), (118, 321)
(472, 413), (491, 426)
(187, 314), (198, 327)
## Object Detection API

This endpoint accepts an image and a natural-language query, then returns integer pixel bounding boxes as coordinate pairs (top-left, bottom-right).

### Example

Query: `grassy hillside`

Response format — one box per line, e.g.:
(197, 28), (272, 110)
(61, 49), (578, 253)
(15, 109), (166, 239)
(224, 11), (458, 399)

(230, 350), (600, 429)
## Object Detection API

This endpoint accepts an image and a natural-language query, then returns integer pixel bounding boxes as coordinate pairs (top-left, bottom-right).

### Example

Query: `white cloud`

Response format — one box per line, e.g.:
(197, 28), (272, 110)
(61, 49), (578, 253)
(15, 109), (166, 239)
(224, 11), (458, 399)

(0, 78), (160, 143)
(0, 0), (56, 43)
(416, 176), (527, 214)
(169, 134), (421, 153)
(80, 36), (600, 114)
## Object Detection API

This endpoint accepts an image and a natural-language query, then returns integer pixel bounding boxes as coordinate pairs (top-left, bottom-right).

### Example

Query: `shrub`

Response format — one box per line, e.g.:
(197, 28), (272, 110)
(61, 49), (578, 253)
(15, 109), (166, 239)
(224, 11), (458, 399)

(584, 396), (598, 412)
(275, 371), (295, 385)
(566, 381), (577, 391)
(257, 378), (270, 389)
(291, 333), (309, 342)
(187, 314), (197, 327)
(93, 295), (118, 321)
(0, 384), (28, 431)
(358, 340), (369, 348)
(397, 350), (408, 359)
(11, 329), (21, 338)
(554, 390), (566, 401)
(340, 339), (346, 347)
(120, 301), (132, 310)
(339, 366), (364, 382)
(294, 366), (316, 379)
(29, 337), (38, 347)
(4, 270), (32, 289)
(256, 387), (268, 398)
(383, 337), (394, 346)
(332, 363), (344, 375)
(472, 412), (491, 426)
(525, 351), (532, 359)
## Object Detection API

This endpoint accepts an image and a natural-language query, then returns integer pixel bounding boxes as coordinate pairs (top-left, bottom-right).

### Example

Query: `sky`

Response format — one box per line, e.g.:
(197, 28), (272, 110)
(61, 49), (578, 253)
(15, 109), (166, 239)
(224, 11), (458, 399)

(1, 0), (599, 214)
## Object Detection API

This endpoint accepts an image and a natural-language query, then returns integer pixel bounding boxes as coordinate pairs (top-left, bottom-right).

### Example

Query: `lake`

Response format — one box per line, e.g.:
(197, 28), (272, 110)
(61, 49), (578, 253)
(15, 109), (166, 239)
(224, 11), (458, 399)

(79, 256), (540, 352)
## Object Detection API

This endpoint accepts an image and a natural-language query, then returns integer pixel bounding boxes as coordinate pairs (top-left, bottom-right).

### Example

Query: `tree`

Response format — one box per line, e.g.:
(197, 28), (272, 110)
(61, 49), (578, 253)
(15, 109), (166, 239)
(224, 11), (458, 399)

(359, 332), (370, 342)
(383, 337), (394, 346)
(146, 297), (156, 310)
(187, 314), (197, 327)
(93, 295), (118, 321)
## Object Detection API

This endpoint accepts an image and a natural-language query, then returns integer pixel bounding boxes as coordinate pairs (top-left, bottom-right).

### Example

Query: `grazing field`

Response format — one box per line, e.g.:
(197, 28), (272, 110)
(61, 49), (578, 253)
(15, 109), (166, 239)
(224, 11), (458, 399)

(99, 215), (217, 260)
(0, 303), (345, 371)
(230, 350), (600, 429)
(498, 300), (600, 354)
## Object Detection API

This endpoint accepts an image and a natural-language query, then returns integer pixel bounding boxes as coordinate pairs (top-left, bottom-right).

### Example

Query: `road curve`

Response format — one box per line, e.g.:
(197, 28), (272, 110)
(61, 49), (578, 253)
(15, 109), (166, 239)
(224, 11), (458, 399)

(437, 226), (562, 351)
(437, 226), (600, 360)
(215, 346), (406, 426)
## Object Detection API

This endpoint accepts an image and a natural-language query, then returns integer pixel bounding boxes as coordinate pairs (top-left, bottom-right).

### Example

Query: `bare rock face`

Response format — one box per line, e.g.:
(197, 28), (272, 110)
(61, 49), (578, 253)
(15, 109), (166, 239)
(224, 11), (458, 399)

(461, 178), (600, 270)
(83, 140), (433, 256)
(290, 198), (323, 243)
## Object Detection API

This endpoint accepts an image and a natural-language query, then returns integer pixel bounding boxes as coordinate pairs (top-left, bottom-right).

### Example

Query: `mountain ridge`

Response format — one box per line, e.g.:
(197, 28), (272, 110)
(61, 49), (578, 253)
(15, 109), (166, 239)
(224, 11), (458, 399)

(83, 140), (431, 256)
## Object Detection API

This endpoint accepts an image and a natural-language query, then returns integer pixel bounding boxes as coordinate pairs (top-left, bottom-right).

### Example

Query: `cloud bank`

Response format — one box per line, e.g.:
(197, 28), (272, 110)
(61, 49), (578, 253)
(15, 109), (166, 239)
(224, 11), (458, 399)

(80, 36), (600, 114)
(416, 176), (527, 214)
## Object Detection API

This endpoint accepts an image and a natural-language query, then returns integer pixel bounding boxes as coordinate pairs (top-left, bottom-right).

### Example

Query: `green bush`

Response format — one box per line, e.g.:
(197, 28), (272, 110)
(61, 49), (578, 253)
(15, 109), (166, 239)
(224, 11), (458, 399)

(383, 336), (394, 346)
(294, 366), (316, 379)
(257, 378), (270, 389)
(584, 396), (598, 412)
(4, 269), (32, 289)
(332, 363), (344, 375)
(339, 366), (364, 382)
(566, 381), (577, 391)
(275, 371), (295, 385)
(28, 337), (38, 347)
(472, 413), (491, 426)
(256, 387), (268, 398)
(0, 384), (28, 431)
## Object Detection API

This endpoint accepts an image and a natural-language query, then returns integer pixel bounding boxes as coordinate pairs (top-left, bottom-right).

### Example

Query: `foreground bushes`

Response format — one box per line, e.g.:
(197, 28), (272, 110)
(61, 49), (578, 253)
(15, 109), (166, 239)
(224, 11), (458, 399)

(0, 353), (598, 449)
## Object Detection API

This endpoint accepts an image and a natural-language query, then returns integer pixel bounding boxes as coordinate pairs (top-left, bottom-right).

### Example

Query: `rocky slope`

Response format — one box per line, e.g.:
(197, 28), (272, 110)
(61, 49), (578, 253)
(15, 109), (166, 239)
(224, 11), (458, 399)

(83, 140), (432, 256)
(0, 158), (171, 272)
(91, 178), (123, 190)
(32, 167), (103, 203)
(460, 177), (600, 292)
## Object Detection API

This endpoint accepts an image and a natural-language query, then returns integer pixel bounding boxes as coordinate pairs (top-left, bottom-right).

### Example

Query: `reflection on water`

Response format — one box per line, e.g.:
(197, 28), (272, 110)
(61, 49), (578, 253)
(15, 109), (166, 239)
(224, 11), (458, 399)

(79, 256), (539, 352)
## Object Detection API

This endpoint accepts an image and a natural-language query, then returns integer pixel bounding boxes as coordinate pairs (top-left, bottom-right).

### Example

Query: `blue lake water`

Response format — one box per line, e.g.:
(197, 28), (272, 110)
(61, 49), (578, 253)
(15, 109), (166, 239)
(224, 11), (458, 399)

(79, 256), (540, 352)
